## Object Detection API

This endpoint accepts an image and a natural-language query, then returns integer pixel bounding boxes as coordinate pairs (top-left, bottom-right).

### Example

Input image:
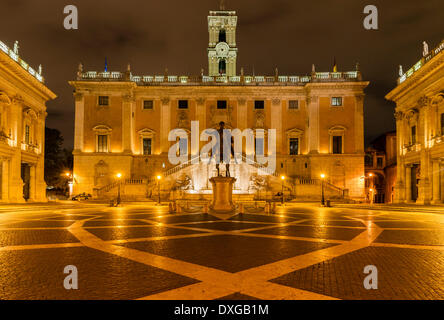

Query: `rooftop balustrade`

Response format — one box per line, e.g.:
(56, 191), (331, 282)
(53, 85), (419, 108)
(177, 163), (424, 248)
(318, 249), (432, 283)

(77, 69), (362, 86)
(398, 39), (444, 84)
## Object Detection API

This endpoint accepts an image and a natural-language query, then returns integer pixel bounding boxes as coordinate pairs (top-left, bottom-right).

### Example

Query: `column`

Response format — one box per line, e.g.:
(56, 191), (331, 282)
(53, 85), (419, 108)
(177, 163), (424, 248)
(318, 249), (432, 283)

(1, 159), (9, 201)
(9, 96), (25, 203)
(73, 93), (84, 152)
(29, 165), (36, 201)
(307, 95), (319, 154)
(405, 165), (412, 203)
(394, 111), (405, 203)
(432, 160), (441, 204)
(417, 149), (431, 205)
(35, 113), (47, 202)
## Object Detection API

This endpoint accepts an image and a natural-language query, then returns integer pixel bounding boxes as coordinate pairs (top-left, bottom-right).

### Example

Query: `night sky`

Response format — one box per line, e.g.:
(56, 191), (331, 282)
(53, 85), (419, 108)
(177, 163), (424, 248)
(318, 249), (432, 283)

(1, 0), (443, 149)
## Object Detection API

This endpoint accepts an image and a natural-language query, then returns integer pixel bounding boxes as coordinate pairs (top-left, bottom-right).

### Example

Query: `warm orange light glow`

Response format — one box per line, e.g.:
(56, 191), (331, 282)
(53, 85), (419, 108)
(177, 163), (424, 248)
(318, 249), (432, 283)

(320, 173), (326, 179)
(370, 188), (374, 192)
(156, 175), (162, 181)
(281, 175), (285, 181)
(116, 173), (122, 179)
(369, 173), (373, 177)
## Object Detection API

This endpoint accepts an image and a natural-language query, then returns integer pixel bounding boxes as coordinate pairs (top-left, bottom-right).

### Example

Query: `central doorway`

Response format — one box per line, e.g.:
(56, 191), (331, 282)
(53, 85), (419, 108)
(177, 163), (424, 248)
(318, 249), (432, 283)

(21, 163), (30, 200)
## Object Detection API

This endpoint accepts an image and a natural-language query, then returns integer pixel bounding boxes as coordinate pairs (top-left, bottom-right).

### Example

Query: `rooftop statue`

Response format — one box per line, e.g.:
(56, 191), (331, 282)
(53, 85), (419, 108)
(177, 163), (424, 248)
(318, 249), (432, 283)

(423, 41), (429, 57)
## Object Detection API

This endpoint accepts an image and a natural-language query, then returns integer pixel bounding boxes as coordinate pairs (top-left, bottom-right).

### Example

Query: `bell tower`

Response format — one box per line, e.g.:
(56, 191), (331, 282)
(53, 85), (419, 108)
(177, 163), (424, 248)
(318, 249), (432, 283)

(207, 1), (238, 77)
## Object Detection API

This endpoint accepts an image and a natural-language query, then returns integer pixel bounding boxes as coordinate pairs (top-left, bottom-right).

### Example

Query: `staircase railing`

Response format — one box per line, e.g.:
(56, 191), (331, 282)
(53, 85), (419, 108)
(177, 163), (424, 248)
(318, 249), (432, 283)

(239, 154), (279, 177)
(96, 178), (147, 197)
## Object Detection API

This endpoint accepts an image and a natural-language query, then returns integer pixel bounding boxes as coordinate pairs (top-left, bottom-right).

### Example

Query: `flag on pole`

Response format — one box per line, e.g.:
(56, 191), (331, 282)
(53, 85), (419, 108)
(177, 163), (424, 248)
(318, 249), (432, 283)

(105, 57), (108, 72)
(333, 57), (337, 73)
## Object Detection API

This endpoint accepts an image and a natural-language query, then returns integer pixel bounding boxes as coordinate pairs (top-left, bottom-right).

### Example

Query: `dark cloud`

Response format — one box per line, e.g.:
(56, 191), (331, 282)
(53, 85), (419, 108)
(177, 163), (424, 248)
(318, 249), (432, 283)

(0, 0), (443, 149)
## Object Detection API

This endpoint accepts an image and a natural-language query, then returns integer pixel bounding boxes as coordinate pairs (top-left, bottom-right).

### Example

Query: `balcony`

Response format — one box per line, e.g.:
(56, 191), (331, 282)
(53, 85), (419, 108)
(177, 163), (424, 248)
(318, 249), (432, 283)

(21, 142), (40, 154)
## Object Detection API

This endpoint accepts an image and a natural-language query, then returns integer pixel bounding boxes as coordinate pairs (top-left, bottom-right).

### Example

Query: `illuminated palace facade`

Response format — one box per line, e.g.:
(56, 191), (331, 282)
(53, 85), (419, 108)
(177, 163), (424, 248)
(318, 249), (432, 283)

(70, 7), (368, 201)
(0, 41), (56, 202)
(386, 40), (444, 204)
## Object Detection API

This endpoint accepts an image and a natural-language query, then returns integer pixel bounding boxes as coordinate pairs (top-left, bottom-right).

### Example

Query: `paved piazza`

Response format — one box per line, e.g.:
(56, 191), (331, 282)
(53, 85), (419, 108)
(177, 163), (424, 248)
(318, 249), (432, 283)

(0, 202), (443, 300)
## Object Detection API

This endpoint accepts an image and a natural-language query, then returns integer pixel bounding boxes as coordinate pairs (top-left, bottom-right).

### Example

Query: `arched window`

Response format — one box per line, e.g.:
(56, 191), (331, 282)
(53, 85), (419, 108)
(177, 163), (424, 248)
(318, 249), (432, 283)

(219, 29), (226, 43)
(219, 60), (226, 75)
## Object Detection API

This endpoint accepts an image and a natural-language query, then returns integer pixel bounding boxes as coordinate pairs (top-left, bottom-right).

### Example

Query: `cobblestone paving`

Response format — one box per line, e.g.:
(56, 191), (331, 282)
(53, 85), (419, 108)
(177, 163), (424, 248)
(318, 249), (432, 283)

(0, 202), (443, 300)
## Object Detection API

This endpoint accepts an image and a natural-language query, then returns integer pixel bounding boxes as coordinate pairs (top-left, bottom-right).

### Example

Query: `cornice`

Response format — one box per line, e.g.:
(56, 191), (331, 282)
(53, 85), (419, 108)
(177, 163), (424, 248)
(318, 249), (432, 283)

(386, 54), (444, 102)
(0, 50), (56, 101)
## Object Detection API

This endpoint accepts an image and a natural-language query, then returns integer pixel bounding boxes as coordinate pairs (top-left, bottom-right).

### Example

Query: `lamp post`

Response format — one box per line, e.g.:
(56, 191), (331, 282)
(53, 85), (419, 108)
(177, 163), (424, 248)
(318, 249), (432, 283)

(368, 173), (374, 203)
(156, 175), (162, 205)
(64, 172), (73, 199)
(116, 173), (122, 205)
(320, 173), (326, 206)
(280, 175), (285, 205)
(369, 188), (374, 205)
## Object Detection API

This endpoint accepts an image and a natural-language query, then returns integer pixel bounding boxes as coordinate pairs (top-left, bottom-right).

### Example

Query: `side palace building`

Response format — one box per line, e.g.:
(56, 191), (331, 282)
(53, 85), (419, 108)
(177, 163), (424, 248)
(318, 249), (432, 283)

(386, 40), (444, 204)
(0, 40), (56, 202)
(70, 6), (369, 201)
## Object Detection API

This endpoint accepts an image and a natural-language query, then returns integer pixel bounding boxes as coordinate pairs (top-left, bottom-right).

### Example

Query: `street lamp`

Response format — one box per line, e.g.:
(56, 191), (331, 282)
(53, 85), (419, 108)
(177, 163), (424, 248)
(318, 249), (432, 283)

(368, 173), (374, 203)
(320, 173), (326, 206)
(280, 175), (285, 205)
(64, 172), (74, 199)
(156, 175), (162, 205)
(116, 173), (122, 205)
(369, 188), (374, 205)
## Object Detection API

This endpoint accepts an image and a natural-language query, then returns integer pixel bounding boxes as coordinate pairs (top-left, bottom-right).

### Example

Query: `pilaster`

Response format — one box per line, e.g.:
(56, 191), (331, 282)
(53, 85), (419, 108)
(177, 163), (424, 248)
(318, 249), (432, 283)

(74, 92), (84, 152)
(307, 95), (319, 154)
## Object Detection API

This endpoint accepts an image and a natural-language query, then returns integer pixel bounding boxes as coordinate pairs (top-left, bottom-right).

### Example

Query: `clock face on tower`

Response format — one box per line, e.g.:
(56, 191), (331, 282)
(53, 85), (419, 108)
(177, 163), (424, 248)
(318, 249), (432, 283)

(215, 42), (229, 58)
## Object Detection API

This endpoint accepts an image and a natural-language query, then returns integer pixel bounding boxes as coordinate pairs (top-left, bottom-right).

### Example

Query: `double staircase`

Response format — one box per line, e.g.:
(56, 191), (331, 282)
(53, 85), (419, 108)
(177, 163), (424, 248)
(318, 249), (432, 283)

(94, 155), (347, 201)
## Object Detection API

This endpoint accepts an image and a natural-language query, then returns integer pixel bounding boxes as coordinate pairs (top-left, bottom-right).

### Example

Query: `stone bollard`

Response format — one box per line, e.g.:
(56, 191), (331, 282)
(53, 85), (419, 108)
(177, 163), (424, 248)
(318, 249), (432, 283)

(176, 203), (182, 213)
(265, 202), (270, 214)
(239, 203), (244, 214)
(272, 202), (276, 214)
(203, 203), (208, 214)
(169, 202), (176, 214)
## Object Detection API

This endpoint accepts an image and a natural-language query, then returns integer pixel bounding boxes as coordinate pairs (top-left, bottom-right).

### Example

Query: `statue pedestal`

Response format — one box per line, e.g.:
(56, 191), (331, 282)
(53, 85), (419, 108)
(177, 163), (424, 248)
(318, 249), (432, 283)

(209, 177), (236, 213)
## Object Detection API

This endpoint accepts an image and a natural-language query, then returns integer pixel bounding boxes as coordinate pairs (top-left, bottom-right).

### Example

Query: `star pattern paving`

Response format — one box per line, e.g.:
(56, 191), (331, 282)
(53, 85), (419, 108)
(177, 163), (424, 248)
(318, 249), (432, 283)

(0, 202), (443, 300)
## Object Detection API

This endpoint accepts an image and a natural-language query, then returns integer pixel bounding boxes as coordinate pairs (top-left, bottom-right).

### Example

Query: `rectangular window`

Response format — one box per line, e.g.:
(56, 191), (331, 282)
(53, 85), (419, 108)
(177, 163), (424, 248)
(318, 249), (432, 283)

(25, 125), (30, 144)
(377, 157), (383, 168)
(143, 100), (153, 110)
(143, 138), (152, 155)
(331, 97), (343, 106)
(289, 100), (299, 110)
(178, 100), (188, 109)
(411, 126), (416, 145)
(332, 136), (343, 154)
(217, 100), (227, 109)
(97, 135), (108, 153)
(179, 138), (188, 155)
(255, 138), (264, 156)
(289, 138), (299, 155)
(254, 100), (265, 110)
(441, 113), (444, 135)
(98, 96), (109, 106)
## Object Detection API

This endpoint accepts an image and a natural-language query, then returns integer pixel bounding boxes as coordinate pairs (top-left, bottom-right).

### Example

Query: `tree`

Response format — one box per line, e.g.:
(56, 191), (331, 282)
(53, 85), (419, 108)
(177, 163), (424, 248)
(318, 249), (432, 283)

(44, 127), (72, 189)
